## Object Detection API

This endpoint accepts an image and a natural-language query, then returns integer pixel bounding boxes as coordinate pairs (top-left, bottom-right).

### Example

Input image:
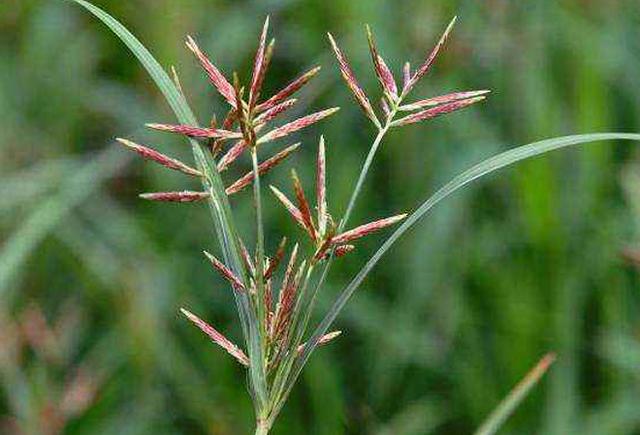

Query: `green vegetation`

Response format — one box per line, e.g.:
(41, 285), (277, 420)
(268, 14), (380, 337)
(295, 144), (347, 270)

(2, 1), (640, 433)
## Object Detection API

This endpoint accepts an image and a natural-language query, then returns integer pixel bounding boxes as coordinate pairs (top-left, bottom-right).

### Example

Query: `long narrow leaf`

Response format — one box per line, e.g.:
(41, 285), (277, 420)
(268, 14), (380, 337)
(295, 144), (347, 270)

(69, 0), (269, 406)
(473, 353), (556, 435)
(282, 132), (640, 405)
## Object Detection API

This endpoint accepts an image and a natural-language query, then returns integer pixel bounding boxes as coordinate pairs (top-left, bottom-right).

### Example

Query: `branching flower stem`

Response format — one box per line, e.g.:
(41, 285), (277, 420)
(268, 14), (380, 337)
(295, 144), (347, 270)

(265, 95), (406, 422)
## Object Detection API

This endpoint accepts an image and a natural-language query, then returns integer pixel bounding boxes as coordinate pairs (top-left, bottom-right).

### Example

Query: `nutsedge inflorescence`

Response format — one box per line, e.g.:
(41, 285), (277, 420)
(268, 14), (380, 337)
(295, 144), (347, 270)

(116, 15), (487, 434)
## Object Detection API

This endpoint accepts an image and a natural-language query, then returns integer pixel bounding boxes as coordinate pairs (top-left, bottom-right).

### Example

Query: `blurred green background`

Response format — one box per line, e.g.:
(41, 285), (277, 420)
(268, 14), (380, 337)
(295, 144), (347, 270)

(2, 0), (640, 433)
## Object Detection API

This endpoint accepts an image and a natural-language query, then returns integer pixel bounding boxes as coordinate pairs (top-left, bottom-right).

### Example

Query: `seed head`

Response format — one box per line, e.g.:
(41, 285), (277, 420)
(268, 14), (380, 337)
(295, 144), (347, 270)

(328, 32), (380, 127)
(254, 99), (297, 126)
(296, 330), (342, 355)
(265, 237), (288, 280)
(270, 185), (311, 237)
(203, 250), (246, 291)
(249, 17), (271, 109)
(316, 136), (328, 235)
(365, 25), (398, 98)
(291, 169), (318, 241)
(180, 308), (249, 366)
(226, 143), (300, 195)
(332, 213), (407, 244)
(117, 138), (202, 177)
(139, 191), (210, 202)
(257, 108), (339, 144)
(399, 90), (491, 111)
(255, 66), (321, 113)
(392, 96), (486, 127)
(146, 123), (242, 139)
(217, 139), (248, 172)
(405, 16), (457, 93)
(185, 36), (236, 107)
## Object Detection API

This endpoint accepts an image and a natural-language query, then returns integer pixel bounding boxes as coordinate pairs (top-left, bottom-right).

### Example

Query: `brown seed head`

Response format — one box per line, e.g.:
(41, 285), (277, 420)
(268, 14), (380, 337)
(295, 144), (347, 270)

(327, 32), (380, 127)
(180, 308), (249, 366)
(226, 143), (300, 195)
(249, 17), (271, 109)
(316, 136), (328, 235)
(117, 138), (202, 177)
(139, 191), (210, 202)
(399, 90), (490, 111)
(291, 169), (318, 241)
(203, 250), (246, 291)
(296, 330), (342, 355)
(257, 108), (339, 144)
(185, 36), (237, 107)
(406, 16), (457, 93)
(255, 66), (321, 112)
(392, 96), (486, 127)
(146, 123), (242, 139)
(365, 25), (397, 98)
(332, 213), (407, 244)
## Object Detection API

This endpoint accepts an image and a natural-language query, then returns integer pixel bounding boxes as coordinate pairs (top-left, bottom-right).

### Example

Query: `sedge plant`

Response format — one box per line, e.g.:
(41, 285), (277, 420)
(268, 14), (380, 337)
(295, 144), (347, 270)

(69, 1), (640, 433)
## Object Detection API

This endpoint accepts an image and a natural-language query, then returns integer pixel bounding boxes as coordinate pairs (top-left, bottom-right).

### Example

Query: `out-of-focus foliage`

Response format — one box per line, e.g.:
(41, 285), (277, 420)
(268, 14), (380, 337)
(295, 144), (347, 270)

(2, 0), (640, 433)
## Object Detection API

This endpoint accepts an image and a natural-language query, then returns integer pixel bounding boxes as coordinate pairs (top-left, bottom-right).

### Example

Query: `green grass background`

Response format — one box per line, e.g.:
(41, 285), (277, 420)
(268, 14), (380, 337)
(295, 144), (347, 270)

(2, 0), (640, 433)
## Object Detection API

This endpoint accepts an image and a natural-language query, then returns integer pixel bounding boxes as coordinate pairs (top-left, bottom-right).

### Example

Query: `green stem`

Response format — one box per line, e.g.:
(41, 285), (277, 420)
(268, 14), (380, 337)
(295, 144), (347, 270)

(251, 148), (267, 333)
(250, 146), (269, 407)
(255, 419), (271, 435)
(340, 124), (388, 230)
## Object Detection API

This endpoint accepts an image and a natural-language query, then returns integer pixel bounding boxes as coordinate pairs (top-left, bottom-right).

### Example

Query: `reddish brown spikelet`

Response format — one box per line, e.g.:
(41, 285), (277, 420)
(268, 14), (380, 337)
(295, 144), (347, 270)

(334, 244), (355, 257)
(296, 330), (342, 354)
(274, 258), (305, 339)
(226, 143), (300, 195)
(117, 138), (202, 177)
(146, 123), (242, 139)
(316, 136), (327, 235)
(249, 17), (270, 109)
(280, 243), (299, 295)
(272, 245), (300, 337)
(212, 110), (240, 155)
(402, 62), (411, 91)
(327, 32), (380, 127)
(313, 232), (335, 261)
(180, 308), (249, 366)
(527, 353), (556, 382)
(380, 97), (391, 118)
(270, 185), (312, 237)
(392, 96), (485, 127)
(203, 250), (246, 291)
(256, 66), (321, 112)
(257, 108), (339, 144)
(291, 170), (318, 241)
(60, 367), (101, 418)
(139, 191), (210, 202)
(400, 90), (491, 111)
(238, 238), (256, 277)
(185, 36), (236, 107)
(265, 237), (288, 279)
(21, 305), (57, 361)
(365, 25), (397, 97)
(254, 99), (297, 126)
(406, 16), (457, 92)
(217, 139), (247, 172)
(333, 213), (407, 244)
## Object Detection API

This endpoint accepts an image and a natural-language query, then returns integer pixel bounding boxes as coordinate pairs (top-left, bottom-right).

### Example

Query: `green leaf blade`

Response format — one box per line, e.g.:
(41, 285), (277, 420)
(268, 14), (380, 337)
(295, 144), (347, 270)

(69, 0), (269, 407)
(289, 133), (640, 396)
(473, 353), (556, 435)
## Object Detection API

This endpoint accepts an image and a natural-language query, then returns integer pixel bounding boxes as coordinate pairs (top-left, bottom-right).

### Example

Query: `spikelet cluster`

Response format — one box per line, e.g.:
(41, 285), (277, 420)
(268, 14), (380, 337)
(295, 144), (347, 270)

(115, 17), (488, 425)
(328, 17), (489, 128)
